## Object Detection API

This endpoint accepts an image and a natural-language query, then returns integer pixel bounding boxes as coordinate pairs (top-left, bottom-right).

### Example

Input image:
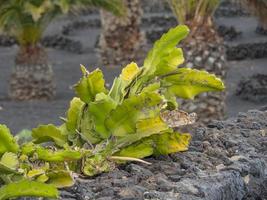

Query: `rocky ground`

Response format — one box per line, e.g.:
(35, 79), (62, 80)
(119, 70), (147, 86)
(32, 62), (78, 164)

(0, 1), (266, 133)
(54, 110), (266, 200)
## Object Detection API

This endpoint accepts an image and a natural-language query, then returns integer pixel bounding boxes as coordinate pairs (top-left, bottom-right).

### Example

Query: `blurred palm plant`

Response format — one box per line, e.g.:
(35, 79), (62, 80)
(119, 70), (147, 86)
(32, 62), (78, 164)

(99, 0), (146, 67)
(167, 0), (227, 124)
(167, 0), (220, 36)
(0, 0), (124, 100)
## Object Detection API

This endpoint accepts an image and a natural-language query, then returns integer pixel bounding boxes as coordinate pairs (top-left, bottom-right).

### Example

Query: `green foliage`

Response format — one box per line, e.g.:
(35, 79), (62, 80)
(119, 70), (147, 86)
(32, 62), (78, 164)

(0, 25), (224, 199)
(46, 171), (74, 188)
(88, 93), (117, 138)
(66, 97), (84, 133)
(0, 180), (58, 200)
(0, 153), (18, 170)
(167, 0), (220, 25)
(0, 0), (125, 46)
(128, 25), (189, 95)
(105, 92), (163, 137)
(0, 125), (19, 155)
(143, 25), (187, 75)
(115, 138), (154, 158)
(152, 132), (191, 155)
(32, 124), (68, 147)
(0, 129), (77, 198)
(75, 67), (108, 103)
(34, 145), (83, 162)
(115, 132), (191, 158)
(161, 68), (225, 99)
(0, 152), (19, 175)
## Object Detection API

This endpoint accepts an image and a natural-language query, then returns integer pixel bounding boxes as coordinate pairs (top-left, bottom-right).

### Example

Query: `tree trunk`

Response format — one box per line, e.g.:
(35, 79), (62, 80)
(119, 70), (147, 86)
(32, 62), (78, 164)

(98, 0), (146, 67)
(9, 44), (56, 100)
(181, 22), (227, 124)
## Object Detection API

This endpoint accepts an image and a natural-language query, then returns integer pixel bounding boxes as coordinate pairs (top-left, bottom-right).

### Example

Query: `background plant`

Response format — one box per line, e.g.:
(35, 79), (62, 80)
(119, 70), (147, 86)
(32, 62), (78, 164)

(99, 0), (146, 67)
(167, 0), (219, 32)
(0, 25), (224, 199)
(0, 0), (125, 100)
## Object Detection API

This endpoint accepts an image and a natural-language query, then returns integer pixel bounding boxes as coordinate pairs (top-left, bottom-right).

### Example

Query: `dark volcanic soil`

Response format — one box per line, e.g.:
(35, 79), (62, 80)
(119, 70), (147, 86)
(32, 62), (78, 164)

(19, 110), (267, 200)
(57, 110), (266, 200)
(236, 74), (267, 102)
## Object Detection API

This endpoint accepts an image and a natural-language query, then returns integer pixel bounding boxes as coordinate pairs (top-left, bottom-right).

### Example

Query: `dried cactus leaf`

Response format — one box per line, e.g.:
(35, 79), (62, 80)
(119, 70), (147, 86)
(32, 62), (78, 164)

(160, 110), (197, 127)
(82, 154), (114, 176)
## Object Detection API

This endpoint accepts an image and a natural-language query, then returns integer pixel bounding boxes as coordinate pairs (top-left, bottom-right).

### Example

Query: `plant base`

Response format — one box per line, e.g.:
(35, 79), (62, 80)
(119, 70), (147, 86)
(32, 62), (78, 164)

(9, 63), (56, 100)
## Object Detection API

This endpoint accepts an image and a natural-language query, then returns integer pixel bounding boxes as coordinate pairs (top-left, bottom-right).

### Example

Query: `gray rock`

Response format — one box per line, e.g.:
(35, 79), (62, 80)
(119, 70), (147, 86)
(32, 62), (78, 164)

(18, 111), (267, 200)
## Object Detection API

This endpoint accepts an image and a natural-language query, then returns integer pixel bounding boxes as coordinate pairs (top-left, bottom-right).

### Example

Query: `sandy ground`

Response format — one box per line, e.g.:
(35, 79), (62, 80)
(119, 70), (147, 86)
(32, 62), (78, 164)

(0, 13), (266, 133)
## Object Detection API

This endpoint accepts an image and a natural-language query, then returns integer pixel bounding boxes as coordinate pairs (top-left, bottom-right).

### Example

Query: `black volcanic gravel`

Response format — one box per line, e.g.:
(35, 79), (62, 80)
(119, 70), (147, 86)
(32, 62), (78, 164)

(19, 110), (267, 200)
